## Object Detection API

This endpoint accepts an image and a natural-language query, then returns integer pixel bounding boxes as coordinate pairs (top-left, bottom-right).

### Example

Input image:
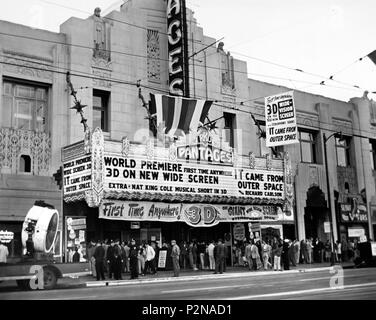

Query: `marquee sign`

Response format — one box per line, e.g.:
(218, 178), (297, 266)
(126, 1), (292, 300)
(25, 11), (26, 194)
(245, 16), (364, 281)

(103, 155), (285, 200)
(63, 128), (294, 212)
(167, 0), (189, 96)
(99, 201), (291, 227)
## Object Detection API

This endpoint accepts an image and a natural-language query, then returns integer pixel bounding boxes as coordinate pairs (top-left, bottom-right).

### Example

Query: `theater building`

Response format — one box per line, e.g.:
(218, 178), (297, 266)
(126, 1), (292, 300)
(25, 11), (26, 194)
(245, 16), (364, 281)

(3, 0), (374, 264)
(59, 0), (294, 264)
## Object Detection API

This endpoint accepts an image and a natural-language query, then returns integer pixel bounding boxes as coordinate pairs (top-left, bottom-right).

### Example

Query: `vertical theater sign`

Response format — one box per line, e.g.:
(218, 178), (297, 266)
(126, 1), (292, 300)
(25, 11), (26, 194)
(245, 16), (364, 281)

(167, 0), (189, 97)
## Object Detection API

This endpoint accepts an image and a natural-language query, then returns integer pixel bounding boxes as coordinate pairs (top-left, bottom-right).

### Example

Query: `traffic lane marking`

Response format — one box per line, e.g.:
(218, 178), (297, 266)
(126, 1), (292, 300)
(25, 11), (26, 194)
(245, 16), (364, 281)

(223, 282), (376, 300)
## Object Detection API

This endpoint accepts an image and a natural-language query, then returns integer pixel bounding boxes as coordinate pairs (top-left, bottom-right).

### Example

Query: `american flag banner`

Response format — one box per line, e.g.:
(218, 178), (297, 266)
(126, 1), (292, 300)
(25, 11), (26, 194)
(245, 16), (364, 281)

(149, 93), (213, 137)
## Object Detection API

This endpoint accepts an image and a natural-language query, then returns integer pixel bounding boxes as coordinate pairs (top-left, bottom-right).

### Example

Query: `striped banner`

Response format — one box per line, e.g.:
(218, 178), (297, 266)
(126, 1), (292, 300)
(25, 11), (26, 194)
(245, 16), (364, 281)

(150, 94), (213, 137)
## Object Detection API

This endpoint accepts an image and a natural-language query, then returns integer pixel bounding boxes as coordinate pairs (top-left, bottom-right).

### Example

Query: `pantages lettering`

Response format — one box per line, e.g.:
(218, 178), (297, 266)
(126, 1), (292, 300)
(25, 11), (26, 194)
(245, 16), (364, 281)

(177, 145), (233, 164)
(167, 0), (185, 96)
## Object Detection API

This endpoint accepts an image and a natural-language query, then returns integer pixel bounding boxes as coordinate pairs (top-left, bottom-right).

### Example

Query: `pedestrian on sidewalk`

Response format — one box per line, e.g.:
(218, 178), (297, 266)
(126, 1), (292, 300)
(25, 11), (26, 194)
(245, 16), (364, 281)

(123, 241), (130, 273)
(293, 240), (300, 265)
(262, 240), (272, 270)
(106, 240), (115, 279)
(300, 239), (307, 264)
(214, 238), (226, 274)
(282, 239), (290, 270)
(341, 237), (348, 262)
(0, 241), (9, 264)
(245, 241), (253, 270)
(272, 236), (283, 271)
(335, 240), (342, 262)
(192, 241), (198, 271)
(138, 244), (146, 276)
(145, 242), (156, 274)
(325, 240), (331, 262)
(208, 240), (215, 271)
(87, 240), (97, 279)
(180, 241), (187, 269)
(113, 240), (123, 280)
(288, 239), (296, 267)
(93, 241), (105, 281)
(198, 241), (206, 270)
(250, 241), (260, 271)
(129, 239), (139, 280)
(171, 240), (180, 277)
(188, 242), (194, 270)
(306, 238), (313, 264)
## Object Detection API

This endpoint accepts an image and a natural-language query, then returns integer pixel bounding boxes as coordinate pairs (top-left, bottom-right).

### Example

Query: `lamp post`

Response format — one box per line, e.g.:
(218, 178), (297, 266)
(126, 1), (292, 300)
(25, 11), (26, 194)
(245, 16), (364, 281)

(323, 131), (342, 266)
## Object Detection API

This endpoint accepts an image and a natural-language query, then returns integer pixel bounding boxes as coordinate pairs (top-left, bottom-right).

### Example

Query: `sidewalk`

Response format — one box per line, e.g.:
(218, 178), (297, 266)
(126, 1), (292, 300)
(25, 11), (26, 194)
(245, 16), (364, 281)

(0, 261), (355, 290)
(82, 261), (354, 288)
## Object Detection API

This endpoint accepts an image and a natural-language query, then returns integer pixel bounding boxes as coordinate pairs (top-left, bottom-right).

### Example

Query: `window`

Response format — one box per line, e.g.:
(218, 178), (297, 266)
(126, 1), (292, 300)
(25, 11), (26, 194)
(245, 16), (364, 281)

(299, 130), (317, 163)
(19, 154), (31, 173)
(93, 89), (109, 132)
(336, 136), (351, 167)
(370, 139), (376, 170)
(2, 81), (48, 132)
(223, 112), (235, 148)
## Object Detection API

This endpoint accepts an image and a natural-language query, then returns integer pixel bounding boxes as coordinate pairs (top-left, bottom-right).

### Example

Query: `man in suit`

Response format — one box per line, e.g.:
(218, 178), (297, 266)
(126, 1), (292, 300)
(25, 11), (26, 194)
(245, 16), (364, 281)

(214, 238), (226, 274)
(171, 240), (181, 277)
(93, 241), (105, 281)
(129, 239), (139, 280)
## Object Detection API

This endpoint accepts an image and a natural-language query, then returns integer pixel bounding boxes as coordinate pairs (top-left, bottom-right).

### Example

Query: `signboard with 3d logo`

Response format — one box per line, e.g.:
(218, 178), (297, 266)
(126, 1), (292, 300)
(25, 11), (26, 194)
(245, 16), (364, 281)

(99, 201), (291, 227)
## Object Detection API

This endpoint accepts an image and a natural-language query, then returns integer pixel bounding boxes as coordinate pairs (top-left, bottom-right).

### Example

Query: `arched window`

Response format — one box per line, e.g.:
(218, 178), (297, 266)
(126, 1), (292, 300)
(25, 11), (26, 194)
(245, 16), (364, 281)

(20, 155), (31, 173)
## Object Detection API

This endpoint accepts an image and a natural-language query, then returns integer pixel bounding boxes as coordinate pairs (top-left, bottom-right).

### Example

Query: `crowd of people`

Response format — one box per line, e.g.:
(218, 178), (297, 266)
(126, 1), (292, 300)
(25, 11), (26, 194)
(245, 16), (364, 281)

(232, 236), (366, 271)
(83, 236), (368, 281)
(84, 238), (232, 281)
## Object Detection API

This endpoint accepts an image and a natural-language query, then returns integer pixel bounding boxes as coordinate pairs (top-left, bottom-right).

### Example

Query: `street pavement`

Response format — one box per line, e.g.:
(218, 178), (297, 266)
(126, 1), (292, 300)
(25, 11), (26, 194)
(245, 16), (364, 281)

(0, 263), (375, 300)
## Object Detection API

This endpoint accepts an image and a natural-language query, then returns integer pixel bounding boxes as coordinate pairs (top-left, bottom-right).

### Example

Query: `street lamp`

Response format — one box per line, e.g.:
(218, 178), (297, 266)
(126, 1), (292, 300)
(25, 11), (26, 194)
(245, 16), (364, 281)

(323, 131), (343, 266)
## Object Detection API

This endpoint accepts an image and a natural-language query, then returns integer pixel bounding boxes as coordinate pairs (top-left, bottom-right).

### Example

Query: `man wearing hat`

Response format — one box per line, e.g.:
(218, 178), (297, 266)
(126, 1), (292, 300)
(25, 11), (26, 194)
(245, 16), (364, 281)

(129, 239), (139, 279)
(171, 240), (180, 277)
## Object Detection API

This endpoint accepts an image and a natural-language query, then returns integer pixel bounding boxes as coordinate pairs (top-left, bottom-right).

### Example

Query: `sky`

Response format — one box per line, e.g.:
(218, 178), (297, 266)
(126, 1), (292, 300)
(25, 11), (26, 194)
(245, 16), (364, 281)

(1, 0), (376, 102)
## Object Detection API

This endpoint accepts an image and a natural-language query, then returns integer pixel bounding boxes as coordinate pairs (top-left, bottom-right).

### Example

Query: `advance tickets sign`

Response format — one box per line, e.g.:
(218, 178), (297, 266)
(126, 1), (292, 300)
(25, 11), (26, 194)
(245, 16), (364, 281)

(104, 155), (285, 201)
(265, 91), (299, 147)
(99, 201), (290, 227)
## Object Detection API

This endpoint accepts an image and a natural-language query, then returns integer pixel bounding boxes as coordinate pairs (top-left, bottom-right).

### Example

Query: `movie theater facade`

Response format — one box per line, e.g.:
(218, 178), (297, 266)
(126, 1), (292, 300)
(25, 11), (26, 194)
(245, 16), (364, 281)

(62, 126), (294, 260)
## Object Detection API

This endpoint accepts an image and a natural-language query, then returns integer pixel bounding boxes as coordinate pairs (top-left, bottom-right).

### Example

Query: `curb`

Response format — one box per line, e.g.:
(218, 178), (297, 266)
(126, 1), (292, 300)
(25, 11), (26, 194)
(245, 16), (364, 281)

(86, 266), (335, 288)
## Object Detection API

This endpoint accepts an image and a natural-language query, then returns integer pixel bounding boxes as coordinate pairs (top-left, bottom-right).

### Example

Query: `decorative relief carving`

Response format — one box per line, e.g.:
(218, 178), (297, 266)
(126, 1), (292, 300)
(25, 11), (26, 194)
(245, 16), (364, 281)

(218, 42), (235, 94)
(296, 112), (319, 127)
(332, 118), (352, 134)
(147, 29), (161, 82)
(309, 166), (319, 187)
(92, 69), (112, 88)
(145, 139), (155, 160)
(2, 55), (53, 80)
(266, 153), (272, 170)
(0, 128), (51, 175)
(121, 136), (130, 158)
(249, 152), (256, 169)
(93, 10), (110, 62)
(283, 151), (295, 214)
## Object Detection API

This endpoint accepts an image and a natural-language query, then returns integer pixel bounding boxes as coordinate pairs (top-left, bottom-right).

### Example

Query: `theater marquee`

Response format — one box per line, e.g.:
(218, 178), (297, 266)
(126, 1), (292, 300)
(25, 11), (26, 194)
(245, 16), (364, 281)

(62, 128), (293, 207)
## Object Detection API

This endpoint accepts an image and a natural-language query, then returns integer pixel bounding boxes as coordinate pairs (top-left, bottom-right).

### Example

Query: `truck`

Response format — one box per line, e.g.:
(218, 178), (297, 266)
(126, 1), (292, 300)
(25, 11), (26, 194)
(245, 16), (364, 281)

(0, 201), (91, 290)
